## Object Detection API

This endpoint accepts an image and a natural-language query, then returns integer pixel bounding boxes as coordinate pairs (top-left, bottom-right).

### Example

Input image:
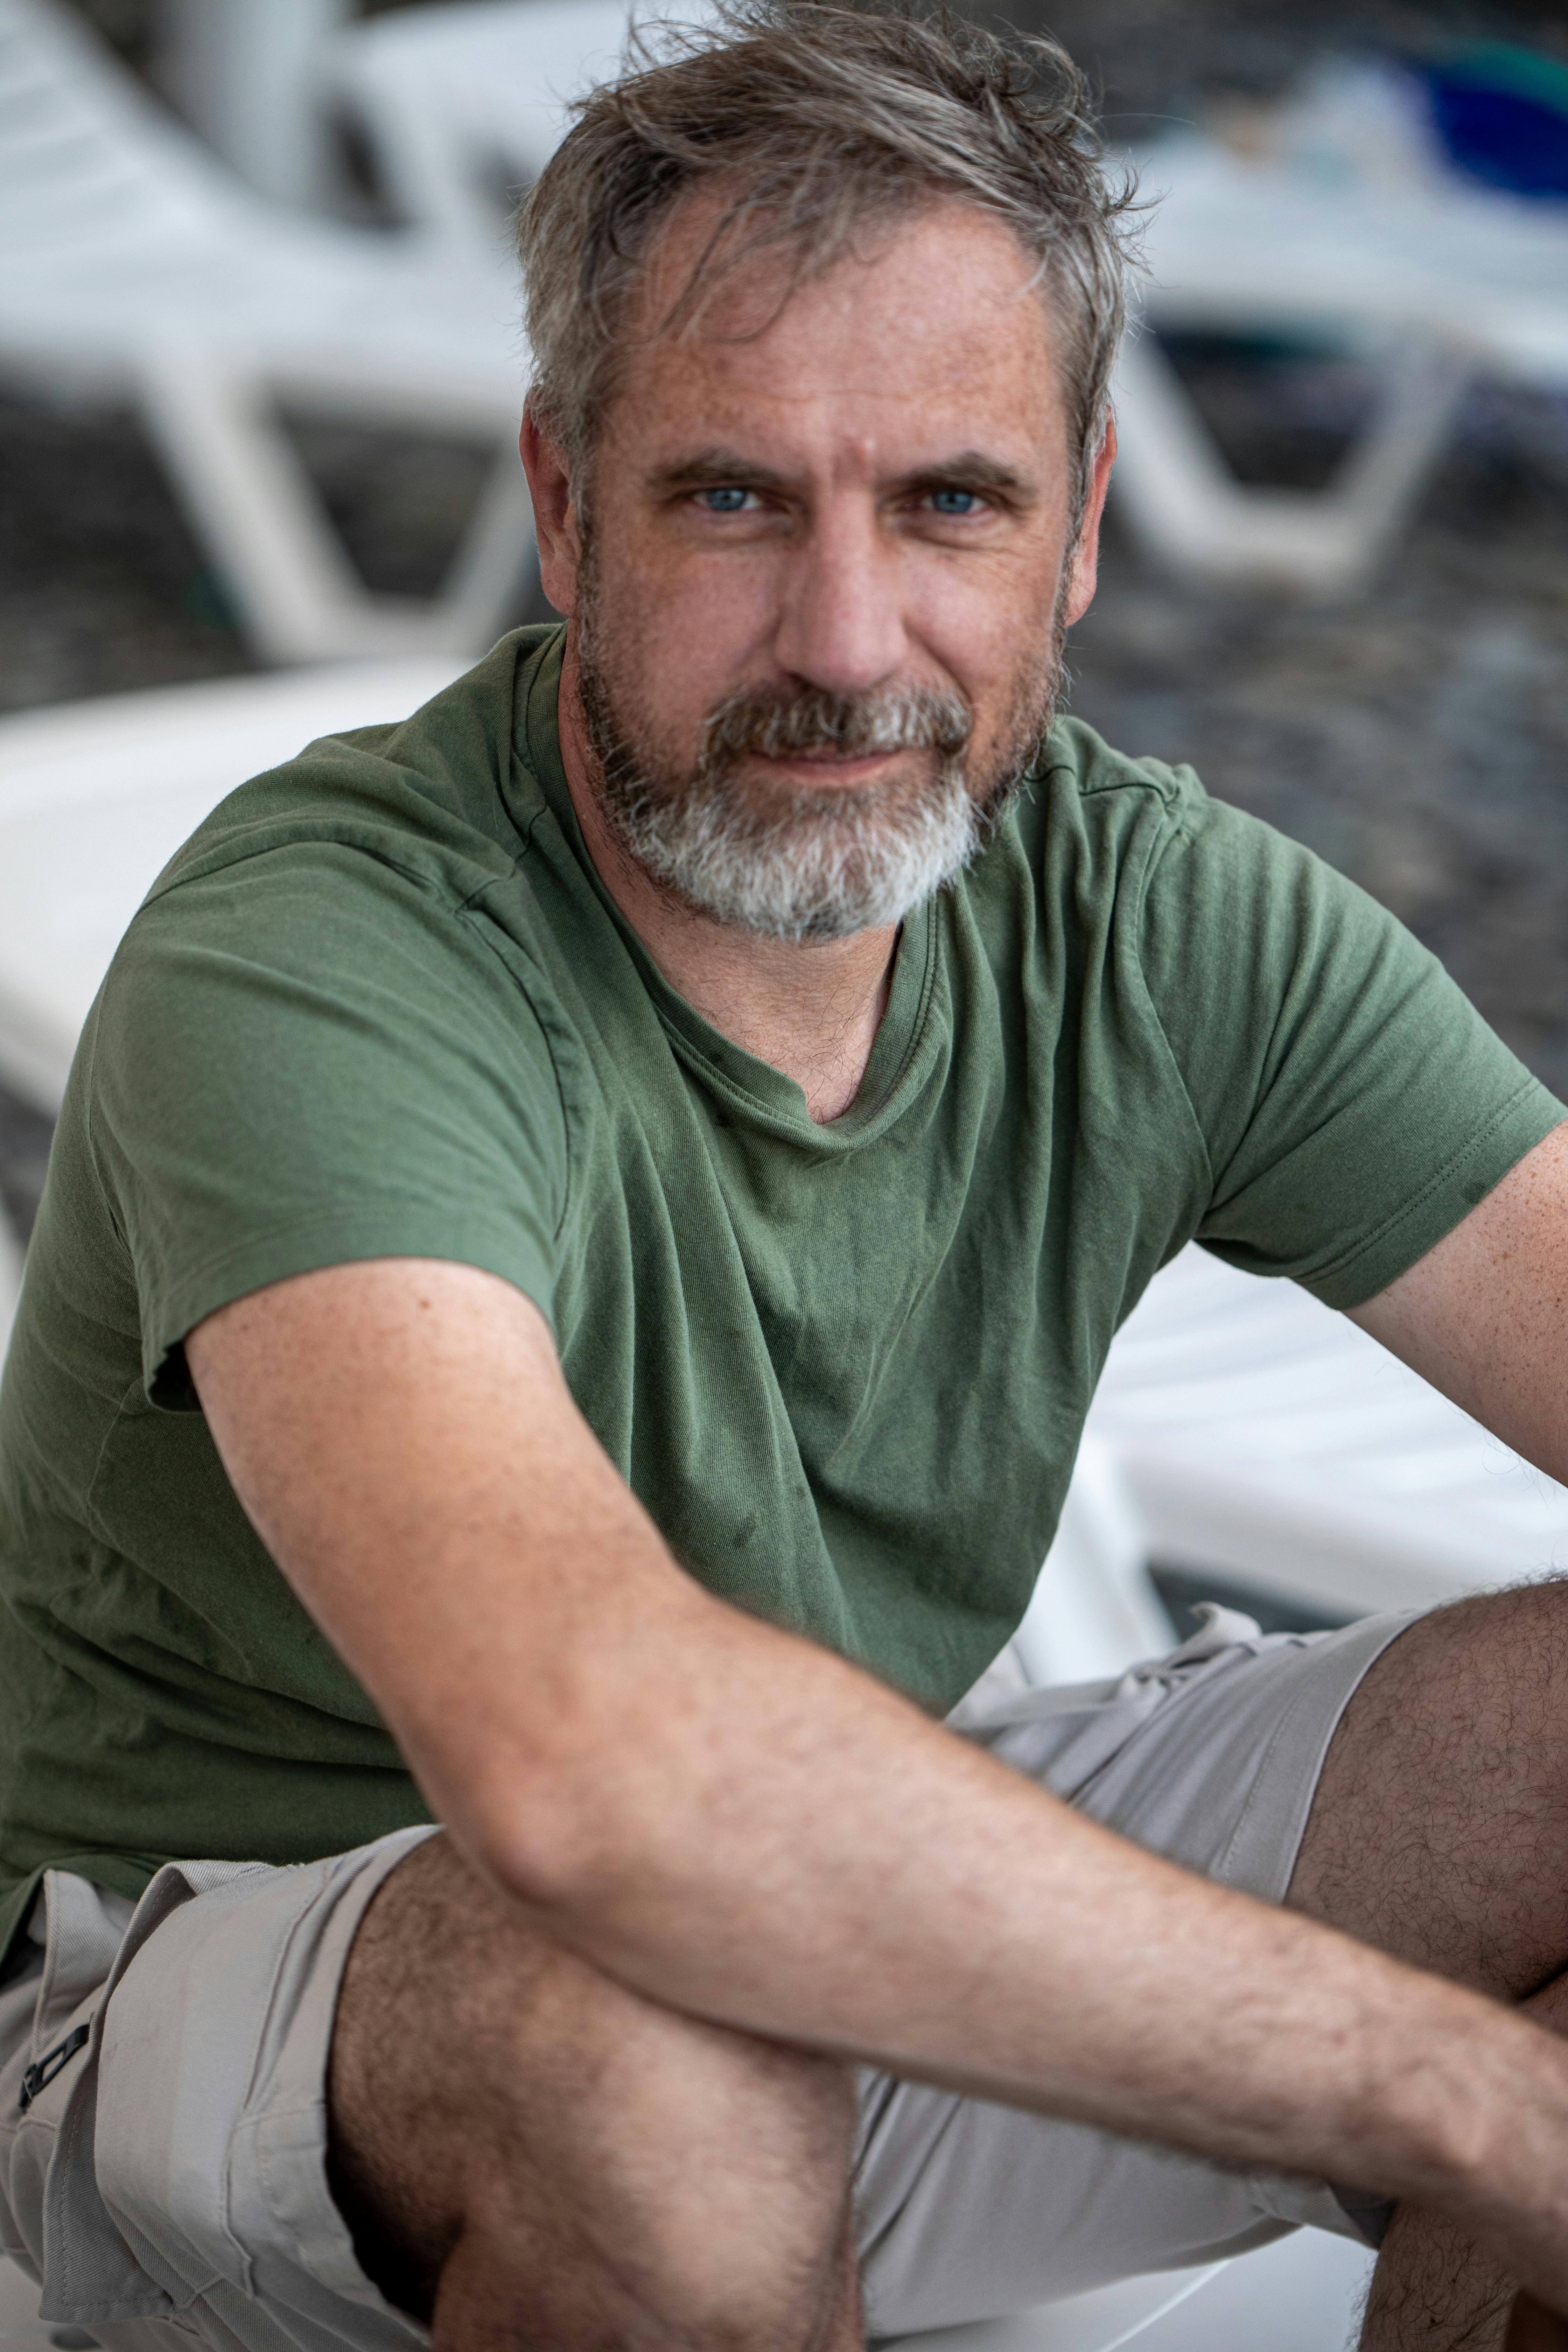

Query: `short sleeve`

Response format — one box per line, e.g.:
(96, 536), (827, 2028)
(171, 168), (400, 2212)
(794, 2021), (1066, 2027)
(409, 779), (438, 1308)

(85, 840), (570, 1406)
(1139, 789), (1565, 1308)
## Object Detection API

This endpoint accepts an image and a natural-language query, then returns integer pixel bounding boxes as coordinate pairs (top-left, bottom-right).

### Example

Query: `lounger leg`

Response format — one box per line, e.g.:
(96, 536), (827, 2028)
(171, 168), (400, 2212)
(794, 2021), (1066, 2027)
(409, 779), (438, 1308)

(134, 346), (526, 665)
(1109, 328), (1470, 598)
(438, 442), (541, 650)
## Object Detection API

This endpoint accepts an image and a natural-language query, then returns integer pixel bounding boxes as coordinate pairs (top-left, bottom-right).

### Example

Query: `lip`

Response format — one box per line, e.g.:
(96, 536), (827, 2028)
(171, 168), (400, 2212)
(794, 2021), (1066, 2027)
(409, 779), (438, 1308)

(745, 749), (908, 788)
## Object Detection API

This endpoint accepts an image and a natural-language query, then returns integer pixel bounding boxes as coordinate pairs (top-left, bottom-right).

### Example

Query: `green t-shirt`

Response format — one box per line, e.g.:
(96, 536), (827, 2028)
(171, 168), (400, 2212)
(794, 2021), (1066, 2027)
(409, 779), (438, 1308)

(0, 624), (1558, 1956)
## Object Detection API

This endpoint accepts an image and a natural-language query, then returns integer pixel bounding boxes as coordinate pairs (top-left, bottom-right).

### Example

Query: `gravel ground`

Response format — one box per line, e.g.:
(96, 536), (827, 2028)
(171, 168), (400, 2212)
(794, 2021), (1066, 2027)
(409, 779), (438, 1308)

(3, 0), (1567, 1238)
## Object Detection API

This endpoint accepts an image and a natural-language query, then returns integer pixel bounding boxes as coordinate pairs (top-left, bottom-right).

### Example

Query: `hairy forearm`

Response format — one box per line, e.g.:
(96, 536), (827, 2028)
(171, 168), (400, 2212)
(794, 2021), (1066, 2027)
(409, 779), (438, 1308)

(438, 1579), (1568, 2296)
(191, 1258), (1568, 2312)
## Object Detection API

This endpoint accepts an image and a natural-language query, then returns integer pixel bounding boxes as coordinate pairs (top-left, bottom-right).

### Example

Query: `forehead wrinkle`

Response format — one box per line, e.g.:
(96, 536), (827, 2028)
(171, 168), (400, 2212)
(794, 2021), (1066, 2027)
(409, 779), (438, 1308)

(626, 182), (1047, 362)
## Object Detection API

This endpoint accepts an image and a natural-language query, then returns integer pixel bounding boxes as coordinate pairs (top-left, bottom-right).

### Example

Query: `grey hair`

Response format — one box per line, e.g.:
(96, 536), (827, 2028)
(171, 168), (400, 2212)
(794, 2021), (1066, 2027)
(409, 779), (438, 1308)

(517, 2), (1142, 524)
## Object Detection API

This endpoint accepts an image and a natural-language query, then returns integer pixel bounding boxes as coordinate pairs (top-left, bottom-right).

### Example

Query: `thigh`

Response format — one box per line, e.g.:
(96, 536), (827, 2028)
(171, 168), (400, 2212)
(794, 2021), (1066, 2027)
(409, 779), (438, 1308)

(1288, 1581), (1568, 1998)
(854, 1609), (1413, 2337)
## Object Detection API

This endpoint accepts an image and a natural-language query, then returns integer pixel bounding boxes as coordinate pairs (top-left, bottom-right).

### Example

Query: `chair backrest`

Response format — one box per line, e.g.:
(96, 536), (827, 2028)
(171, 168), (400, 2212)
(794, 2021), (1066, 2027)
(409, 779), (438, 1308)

(0, 0), (241, 278)
(323, 0), (686, 245)
(1132, 103), (1568, 383)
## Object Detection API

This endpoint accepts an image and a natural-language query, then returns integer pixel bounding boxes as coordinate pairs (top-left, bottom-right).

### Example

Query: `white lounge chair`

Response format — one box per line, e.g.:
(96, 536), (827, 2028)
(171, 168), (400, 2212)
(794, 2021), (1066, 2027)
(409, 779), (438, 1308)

(1086, 1238), (1568, 1628)
(0, 0), (536, 666)
(320, 0), (641, 247)
(0, 1202), (20, 1362)
(156, 0), (352, 209)
(1115, 60), (1568, 594)
(1006, 1435), (1174, 1687)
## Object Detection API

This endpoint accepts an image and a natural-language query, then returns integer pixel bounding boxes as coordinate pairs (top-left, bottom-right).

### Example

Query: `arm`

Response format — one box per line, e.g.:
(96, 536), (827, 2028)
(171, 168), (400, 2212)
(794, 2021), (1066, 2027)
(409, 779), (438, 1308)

(190, 1257), (1568, 2307)
(1350, 1120), (1568, 1482)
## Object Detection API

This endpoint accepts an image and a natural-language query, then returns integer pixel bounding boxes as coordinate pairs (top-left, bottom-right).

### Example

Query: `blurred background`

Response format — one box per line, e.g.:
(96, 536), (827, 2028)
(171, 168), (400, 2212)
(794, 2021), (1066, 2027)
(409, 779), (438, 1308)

(3, 30), (1566, 2337)
(2, 0), (1568, 1251)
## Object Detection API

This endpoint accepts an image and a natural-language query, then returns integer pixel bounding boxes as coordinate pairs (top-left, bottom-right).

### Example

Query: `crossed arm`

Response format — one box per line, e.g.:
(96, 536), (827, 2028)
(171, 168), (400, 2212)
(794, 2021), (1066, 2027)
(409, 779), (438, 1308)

(187, 1120), (1568, 2309)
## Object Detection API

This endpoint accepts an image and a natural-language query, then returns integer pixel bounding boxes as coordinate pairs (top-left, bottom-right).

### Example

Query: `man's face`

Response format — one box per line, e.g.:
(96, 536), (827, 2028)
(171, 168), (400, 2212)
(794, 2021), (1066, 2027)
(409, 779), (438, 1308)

(535, 197), (1111, 940)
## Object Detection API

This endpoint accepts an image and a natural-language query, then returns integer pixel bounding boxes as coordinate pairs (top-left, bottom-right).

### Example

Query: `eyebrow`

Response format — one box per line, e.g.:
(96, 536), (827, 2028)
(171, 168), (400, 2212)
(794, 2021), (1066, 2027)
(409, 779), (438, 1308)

(651, 448), (790, 495)
(904, 452), (1040, 507)
(649, 446), (1041, 505)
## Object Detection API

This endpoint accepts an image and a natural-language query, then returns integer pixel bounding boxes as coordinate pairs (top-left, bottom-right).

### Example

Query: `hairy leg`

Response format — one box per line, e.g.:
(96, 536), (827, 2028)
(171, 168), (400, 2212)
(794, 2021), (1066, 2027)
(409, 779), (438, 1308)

(1287, 1584), (1568, 2351)
(328, 1833), (862, 2352)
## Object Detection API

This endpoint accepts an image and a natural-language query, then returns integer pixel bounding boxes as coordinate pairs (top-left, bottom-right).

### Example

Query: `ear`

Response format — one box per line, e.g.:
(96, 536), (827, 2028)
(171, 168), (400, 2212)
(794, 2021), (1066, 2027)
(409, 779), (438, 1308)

(1060, 413), (1116, 628)
(520, 404), (583, 618)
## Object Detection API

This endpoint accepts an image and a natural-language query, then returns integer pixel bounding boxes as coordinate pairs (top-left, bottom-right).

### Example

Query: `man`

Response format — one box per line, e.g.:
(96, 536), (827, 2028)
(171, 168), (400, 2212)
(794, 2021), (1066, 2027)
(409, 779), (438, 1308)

(4, 7), (1568, 2348)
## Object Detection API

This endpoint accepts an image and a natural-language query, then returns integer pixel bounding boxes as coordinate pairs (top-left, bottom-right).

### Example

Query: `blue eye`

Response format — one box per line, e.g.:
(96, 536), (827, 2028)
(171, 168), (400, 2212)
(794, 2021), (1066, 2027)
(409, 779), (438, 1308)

(700, 486), (750, 512)
(931, 488), (980, 516)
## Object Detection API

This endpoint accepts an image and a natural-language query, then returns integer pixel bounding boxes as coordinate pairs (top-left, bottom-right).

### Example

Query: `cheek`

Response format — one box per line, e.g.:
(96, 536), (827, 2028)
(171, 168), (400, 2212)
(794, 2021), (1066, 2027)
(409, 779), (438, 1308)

(906, 549), (1063, 717)
(586, 551), (723, 761)
(604, 536), (779, 726)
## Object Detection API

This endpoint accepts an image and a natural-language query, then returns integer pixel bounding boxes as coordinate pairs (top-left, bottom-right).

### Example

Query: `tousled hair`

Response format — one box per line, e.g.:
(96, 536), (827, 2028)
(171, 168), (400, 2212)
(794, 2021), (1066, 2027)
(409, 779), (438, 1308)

(517, 3), (1141, 522)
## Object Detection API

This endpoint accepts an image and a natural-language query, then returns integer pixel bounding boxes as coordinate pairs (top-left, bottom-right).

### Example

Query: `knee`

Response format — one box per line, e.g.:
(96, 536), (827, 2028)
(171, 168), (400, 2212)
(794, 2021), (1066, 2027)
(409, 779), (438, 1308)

(332, 1835), (859, 2349)
(469, 1953), (860, 2348)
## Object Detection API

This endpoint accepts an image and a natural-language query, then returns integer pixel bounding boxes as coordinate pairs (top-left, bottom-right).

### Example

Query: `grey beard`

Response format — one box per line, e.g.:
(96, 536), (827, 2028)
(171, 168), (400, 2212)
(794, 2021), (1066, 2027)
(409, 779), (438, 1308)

(577, 632), (1056, 946)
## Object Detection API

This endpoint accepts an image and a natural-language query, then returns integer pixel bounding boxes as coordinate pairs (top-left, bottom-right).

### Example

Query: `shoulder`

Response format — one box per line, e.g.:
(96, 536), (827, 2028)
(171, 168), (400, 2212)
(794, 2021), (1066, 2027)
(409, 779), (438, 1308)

(1033, 716), (1199, 811)
(1008, 718), (1335, 907)
(975, 717), (1217, 925)
(1006, 717), (1206, 864)
(89, 631), (580, 1130)
(142, 625), (564, 919)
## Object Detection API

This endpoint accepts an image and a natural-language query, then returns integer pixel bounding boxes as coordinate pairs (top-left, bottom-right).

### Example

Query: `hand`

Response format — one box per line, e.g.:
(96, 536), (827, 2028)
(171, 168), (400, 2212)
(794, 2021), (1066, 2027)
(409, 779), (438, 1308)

(1507, 2291), (1568, 2349)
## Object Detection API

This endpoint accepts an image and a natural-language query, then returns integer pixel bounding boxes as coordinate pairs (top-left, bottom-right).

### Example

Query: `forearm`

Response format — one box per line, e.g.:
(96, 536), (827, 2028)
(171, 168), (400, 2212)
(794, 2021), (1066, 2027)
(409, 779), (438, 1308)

(191, 1259), (1568, 2309)
(406, 1567), (1568, 2297)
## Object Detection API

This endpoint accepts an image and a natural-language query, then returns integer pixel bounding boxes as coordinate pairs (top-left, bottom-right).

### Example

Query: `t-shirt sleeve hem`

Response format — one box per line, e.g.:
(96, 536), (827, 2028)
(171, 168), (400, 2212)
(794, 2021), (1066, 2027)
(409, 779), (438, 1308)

(143, 1209), (559, 1407)
(1296, 1082), (1567, 1311)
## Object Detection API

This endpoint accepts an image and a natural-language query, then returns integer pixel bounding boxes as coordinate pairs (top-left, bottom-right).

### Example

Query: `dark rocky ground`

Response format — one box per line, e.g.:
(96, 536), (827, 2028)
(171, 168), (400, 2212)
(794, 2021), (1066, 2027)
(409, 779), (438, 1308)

(3, 0), (1567, 1240)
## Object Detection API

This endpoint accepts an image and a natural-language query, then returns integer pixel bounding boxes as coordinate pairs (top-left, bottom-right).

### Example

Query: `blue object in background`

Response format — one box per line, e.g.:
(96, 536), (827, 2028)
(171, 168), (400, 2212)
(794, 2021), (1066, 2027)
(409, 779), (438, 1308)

(1419, 42), (1568, 200)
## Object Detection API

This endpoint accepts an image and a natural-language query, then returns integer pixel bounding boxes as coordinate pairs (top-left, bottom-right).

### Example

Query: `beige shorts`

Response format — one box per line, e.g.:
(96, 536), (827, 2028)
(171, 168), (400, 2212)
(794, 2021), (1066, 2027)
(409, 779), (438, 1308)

(0, 1608), (1413, 2349)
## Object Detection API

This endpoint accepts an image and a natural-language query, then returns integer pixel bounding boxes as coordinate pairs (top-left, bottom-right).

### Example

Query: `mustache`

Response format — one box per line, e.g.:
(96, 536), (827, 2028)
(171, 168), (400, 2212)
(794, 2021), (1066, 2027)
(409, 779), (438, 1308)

(698, 684), (973, 774)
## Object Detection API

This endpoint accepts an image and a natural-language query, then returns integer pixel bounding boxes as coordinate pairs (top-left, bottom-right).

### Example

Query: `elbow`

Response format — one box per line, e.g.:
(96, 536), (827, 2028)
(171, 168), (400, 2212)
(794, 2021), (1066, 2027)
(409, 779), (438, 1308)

(443, 1733), (652, 1927)
(469, 1790), (606, 1920)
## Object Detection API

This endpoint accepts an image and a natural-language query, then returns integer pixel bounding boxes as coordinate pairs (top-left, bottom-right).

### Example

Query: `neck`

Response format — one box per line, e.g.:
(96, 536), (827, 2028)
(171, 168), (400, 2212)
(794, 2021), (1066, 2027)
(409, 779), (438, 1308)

(556, 635), (899, 1125)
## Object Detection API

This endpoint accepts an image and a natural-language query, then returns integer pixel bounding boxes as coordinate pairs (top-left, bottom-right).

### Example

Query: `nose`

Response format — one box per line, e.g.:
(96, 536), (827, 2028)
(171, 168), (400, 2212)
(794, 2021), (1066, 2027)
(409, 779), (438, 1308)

(771, 499), (910, 694)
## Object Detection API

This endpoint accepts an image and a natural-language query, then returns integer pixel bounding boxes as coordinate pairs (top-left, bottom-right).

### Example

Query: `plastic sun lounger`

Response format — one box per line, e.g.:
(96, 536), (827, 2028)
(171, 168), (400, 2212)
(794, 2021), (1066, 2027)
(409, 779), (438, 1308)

(0, 1202), (19, 1360)
(319, 0), (643, 249)
(1113, 61), (1568, 595)
(879, 2227), (1375, 2352)
(0, 0), (537, 667)
(1083, 1237), (1568, 1631)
